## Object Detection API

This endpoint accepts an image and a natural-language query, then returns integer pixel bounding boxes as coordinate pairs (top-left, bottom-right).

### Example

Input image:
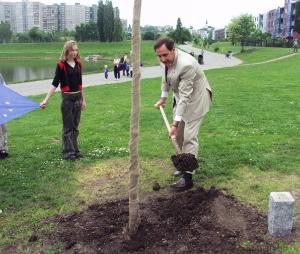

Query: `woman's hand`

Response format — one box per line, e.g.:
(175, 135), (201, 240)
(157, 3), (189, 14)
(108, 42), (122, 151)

(81, 100), (86, 111)
(40, 99), (48, 109)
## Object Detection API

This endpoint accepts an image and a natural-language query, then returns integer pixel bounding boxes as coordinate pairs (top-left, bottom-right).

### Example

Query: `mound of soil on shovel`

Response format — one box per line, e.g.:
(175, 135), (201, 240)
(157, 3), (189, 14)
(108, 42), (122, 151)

(51, 187), (279, 253)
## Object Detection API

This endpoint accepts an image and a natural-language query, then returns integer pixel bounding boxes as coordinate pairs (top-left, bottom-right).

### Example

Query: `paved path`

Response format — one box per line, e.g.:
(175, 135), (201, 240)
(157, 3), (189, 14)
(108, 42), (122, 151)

(177, 44), (242, 70)
(9, 45), (242, 96)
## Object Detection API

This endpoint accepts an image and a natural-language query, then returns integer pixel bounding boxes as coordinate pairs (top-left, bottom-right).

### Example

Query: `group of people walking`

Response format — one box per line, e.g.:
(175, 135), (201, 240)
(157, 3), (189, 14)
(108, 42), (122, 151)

(110, 53), (132, 80)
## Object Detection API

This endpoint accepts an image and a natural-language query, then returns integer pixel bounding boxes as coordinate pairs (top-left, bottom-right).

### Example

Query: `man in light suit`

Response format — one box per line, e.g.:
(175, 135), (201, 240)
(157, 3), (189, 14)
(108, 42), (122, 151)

(154, 38), (212, 191)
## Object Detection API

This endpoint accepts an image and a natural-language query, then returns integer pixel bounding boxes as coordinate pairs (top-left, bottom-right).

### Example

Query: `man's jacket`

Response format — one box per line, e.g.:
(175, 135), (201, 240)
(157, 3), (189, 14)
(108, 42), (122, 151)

(161, 49), (212, 122)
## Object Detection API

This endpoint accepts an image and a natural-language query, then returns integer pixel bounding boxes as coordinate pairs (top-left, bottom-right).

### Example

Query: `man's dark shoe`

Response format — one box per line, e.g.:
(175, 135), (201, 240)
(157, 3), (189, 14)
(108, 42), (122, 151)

(75, 153), (84, 159)
(173, 170), (182, 177)
(170, 177), (193, 192)
(63, 155), (77, 161)
(0, 150), (9, 160)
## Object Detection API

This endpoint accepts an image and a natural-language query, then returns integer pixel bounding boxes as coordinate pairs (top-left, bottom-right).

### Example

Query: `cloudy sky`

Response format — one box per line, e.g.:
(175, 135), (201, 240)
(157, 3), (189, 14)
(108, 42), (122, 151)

(4, 0), (285, 28)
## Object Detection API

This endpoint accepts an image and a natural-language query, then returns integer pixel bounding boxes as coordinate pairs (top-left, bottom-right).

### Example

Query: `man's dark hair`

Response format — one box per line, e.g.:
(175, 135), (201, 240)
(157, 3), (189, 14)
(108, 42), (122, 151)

(154, 38), (175, 51)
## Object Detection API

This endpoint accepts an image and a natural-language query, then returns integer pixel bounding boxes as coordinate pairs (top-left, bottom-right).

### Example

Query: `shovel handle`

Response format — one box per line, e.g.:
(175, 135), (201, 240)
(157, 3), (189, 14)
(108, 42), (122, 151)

(159, 106), (171, 133)
(159, 106), (182, 154)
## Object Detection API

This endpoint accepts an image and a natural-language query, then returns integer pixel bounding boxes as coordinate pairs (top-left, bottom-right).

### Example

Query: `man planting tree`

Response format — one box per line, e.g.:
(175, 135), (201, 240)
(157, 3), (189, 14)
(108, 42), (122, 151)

(154, 37), (212, 191)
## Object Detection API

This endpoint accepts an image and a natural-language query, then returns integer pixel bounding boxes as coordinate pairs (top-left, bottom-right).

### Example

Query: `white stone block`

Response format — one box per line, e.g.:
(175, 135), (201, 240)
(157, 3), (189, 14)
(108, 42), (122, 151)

(268, 192), (295, 237)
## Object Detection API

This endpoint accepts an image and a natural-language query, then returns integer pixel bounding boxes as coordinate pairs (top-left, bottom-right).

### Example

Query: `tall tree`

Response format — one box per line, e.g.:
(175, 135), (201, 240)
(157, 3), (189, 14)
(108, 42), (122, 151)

(113, 17), (123, 41)
(103, 0), (114, 42)
(97, 1), (105, 41)
(127, 0), (142, 236)
(227, 14), (256, 52)
(168, 18), (191, 44)
(175, 18), (183, 43)
(0, 22), (12, 43)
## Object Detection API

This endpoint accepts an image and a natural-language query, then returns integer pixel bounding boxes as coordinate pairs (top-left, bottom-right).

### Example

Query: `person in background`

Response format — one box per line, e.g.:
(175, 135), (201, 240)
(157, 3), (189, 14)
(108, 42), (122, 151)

(113, 58), (121, 80)
(0, 74), (9, 160)
(125, 62), (130, 77)
(198, 49), (204, 64)
(154, 37), (212, 192)
(0, 124), (8, 160)
(40, 40), (86, 161)
(120, 53), (128, 76)
(104, 64), (109, 79)
(293, 38), (298, 53)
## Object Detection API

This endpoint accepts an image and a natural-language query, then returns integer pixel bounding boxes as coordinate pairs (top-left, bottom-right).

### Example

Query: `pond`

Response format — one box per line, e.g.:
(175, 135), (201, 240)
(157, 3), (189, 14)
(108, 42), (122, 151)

(0, 58), (111, 84)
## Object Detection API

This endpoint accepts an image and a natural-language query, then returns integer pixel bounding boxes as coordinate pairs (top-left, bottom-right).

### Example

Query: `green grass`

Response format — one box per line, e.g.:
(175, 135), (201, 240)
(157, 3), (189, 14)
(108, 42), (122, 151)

(0, 41), (158, 67)
(0, 41), (158, 83)
(207, 41), (294, 63)
(1, 49), (300, 252)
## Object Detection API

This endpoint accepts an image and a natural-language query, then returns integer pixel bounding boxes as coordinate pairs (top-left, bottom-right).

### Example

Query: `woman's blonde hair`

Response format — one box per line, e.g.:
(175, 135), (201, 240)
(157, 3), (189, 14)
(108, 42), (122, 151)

(59, 40), (80, 61)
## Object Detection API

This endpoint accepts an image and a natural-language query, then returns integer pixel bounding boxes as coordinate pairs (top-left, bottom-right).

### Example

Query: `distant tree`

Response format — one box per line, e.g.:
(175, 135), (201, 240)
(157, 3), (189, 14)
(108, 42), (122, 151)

(97, 0), (124, 42)
(250, 29), (263, 40)
(180, 28), (192, 43)
(142, 31), (155, 40)
(86, 22), (99, 41)
(16, 33), (30, 43)
(28, 27), (44, 42)
(227, 14), (256, 52)
(174, 18), (183, 43)
(103, 0), (114, 41)
(43, 32), (59, 42)
(97, 1), (105, 41)
(75, 23), (86, 41)
(128, 24), (132, 32)
(141, 25), (157, 34)
(203, 37), (208, 48)
(113, 17), (123, 41)
(193, 37), (199, 45)
(75, 22), (99, 41)
(0, 22), (12, 43)
(167, 18), (191, 44)
(168, 27), (191, 44)
(124, 31), (132, 40)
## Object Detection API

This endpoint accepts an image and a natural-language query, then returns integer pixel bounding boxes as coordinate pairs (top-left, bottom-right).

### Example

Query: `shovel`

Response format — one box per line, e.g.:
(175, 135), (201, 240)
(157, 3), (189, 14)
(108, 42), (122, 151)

(159, 106), (199, 173)
(159, 106), (181, 154)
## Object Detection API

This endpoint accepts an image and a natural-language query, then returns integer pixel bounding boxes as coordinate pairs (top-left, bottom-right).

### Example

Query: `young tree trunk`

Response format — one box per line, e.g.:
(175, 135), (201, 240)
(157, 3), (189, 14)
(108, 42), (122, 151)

(128, 0), (142, 236)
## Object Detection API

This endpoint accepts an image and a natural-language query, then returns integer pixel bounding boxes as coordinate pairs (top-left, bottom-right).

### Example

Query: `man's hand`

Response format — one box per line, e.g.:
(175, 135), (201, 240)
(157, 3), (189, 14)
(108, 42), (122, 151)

(154, 97), (167, 109)
(169, 125), (177, 139)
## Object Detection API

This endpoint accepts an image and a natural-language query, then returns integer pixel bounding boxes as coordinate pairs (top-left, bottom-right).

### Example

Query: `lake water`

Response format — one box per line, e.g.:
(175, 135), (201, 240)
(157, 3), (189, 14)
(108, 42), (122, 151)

(0, 59), (108, 84)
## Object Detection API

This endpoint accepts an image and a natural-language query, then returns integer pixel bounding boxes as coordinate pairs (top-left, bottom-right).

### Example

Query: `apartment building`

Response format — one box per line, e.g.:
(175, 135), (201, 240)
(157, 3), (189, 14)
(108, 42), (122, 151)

(43, 4), (59, 32)
(0, 1), (118, 34)
(258, 0), (300, 39)
(90, 4), (98, 23)
(64, 3), (90, 31)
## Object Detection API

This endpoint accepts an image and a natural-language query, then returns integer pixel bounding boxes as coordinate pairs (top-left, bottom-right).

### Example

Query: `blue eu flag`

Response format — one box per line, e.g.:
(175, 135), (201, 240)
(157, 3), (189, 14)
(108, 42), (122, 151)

(0, 74), (40, 125)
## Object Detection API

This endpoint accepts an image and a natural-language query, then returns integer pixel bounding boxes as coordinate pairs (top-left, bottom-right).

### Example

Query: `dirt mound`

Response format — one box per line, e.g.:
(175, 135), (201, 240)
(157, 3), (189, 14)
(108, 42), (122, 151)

(51, 187), (278, 253)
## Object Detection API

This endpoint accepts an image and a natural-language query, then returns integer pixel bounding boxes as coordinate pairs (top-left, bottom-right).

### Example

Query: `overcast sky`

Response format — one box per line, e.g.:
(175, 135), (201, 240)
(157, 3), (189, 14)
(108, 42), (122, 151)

(4, 0), (285, 28)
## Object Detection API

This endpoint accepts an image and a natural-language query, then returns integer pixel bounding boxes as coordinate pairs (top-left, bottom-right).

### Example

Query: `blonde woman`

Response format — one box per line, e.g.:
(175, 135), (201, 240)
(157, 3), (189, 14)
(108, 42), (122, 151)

(40, 40), (86, 161)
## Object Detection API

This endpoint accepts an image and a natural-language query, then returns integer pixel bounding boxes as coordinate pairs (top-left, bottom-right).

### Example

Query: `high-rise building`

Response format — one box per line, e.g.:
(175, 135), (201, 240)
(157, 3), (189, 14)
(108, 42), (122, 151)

(90, 4), (98, 23)
(121, 19), (127, 32)
(43, 4), (59, 32)
(114, 7), (119, 19)
(64, 3), (89, 31)
(1, 1), (126, 34)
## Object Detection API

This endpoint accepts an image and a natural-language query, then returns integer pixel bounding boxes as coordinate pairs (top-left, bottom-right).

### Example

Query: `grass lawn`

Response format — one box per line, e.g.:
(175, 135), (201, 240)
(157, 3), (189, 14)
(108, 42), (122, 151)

(0, 40), (158, 67)
(0, 49), (300, 253)
(204, 41), (294, 64)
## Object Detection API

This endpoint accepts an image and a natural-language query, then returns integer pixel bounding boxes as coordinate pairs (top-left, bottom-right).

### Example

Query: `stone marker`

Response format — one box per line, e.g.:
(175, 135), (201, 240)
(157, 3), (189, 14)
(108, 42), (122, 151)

(268, 192), (295, 237)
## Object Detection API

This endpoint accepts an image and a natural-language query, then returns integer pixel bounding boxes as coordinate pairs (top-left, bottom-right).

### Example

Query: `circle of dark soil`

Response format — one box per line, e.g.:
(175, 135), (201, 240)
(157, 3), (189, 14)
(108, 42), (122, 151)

(51, 187), (279, 253)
